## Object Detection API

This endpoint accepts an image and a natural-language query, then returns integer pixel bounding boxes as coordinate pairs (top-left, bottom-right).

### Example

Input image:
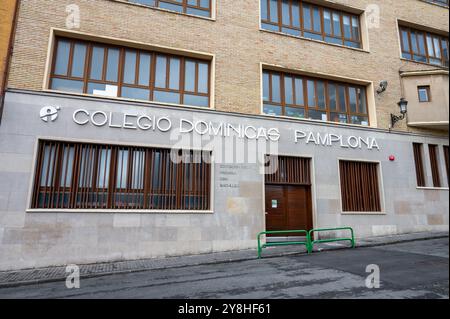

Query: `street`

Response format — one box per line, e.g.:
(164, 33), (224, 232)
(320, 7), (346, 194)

(0, 238), (448, 299)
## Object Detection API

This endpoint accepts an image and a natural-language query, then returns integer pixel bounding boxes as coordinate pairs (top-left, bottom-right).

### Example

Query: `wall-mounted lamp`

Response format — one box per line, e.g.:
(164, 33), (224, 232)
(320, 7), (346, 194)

(391, 98), (408, 128)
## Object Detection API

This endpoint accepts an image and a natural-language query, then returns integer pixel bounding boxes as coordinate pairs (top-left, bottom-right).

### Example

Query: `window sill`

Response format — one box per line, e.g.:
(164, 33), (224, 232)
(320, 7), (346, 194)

(27, 208), (214, 214)
(400, 58), (449, 70)
(110, 0), (215, 21)
(259, 28), (370, 53)
(260, 113), (373, 130)
(341, 211), (387, 215)
(43, 89), (214, 112)
(416, 186), (449, 190)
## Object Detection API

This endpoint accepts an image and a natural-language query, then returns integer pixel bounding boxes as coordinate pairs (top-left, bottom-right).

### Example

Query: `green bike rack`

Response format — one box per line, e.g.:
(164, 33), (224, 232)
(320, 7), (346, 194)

(257, 230), (309, 259)
(307, 227), (355, 253)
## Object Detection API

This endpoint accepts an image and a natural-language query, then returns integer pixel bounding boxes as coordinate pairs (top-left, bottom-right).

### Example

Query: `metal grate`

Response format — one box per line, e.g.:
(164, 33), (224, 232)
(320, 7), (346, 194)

(339, 160), (381, 212)
(265, 155), (311, 185)
(32, 140), (211, 210)
(413, 143), (426, 187)
(428, 144), (441, 188)
(444, 145), (449, 186)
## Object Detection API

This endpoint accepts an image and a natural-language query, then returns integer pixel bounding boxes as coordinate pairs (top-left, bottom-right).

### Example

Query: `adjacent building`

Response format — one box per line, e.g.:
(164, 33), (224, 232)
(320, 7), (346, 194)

(0, 0), (448, 271)
(0, 0), (19, 121)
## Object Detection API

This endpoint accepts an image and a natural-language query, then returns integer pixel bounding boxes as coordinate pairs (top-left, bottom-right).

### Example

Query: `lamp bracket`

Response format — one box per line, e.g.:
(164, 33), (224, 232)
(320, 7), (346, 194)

(391, 113), (406, 127)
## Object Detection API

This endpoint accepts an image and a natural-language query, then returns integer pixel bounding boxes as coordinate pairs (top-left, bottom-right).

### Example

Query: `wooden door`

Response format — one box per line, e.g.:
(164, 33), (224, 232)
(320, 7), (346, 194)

(286, 185), (312, 231)
(265, 184), (312, 234)
(265, 185), (286, 232)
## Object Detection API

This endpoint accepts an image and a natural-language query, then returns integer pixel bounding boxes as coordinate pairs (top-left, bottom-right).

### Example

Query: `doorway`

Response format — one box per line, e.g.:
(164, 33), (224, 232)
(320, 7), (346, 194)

(264, 155), (313, 236)
(265, 184), (313, 233)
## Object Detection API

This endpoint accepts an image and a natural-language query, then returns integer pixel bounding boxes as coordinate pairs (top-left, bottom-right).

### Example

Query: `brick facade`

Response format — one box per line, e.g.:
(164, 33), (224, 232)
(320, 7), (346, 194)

(6, 0), (450, 132)
(0, 0), (18, 98)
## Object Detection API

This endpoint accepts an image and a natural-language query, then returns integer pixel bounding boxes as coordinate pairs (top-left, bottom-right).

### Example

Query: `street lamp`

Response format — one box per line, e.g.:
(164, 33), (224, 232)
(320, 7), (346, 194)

(391, 98), (408, 128)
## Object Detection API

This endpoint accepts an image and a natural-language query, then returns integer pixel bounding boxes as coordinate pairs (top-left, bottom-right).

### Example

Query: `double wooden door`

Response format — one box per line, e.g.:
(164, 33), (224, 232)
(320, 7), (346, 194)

(265, 184), (312, 234)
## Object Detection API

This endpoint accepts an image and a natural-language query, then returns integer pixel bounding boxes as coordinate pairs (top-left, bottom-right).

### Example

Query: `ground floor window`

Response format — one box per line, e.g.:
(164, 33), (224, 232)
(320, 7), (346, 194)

(339, 160), (381, 212)
(31, 140), (211, 210)
(413, 143), (426, 187)
(428, 144), (441, 188)
(444, 145), (449, 186)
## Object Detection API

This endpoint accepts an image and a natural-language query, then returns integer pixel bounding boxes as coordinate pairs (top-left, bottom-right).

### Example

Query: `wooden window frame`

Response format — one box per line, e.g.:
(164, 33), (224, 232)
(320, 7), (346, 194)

(127, 0), (212, 18)
(50, 37), (211, 108)
(413, 143), (427, 187)
(422, 0), (449, 7)
(443, 145), (449, 186)
(263, 69), (370, 126)
(428, 144), (442, 188)
(339, 160), (382, 213)
(417, 85), (431, 102)
(399, 26), (449, 67)
(31, 140), (212, 211)
(261, 0), (362, 49)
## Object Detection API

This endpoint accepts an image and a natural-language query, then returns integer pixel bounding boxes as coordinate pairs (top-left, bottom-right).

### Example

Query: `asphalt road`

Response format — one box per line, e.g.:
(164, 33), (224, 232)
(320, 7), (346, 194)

(0, 238), (448, 299)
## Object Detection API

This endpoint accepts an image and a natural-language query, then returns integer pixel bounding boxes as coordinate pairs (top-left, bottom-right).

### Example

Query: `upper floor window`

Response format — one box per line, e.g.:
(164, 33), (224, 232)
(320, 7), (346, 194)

(399, 26), (449, 67)
(263, 70), (369, 126)
(50, 37), (211, 108)
(418, 85), (431, 102)
(422, 0), (449, 7)
(128, 0), (212, 18)
(260, 0), (362, 49)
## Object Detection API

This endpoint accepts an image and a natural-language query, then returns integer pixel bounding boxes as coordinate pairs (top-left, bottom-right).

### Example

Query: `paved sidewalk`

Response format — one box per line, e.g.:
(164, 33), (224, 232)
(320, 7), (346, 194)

(0, 231), (448, 288)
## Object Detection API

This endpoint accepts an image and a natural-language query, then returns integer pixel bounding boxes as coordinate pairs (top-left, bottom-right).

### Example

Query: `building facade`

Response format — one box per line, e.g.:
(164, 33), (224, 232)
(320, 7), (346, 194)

(0, 0), (19, 120)
(0, 0), (448, 271)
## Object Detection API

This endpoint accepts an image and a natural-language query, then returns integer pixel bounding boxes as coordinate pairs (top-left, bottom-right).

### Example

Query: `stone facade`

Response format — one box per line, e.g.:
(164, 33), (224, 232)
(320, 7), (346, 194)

(0, 90), (448, 270)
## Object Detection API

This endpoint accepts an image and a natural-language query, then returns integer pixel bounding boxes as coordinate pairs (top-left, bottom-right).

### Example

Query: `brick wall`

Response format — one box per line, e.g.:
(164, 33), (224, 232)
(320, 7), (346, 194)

(0, 0), (17, 96)
(6, 0), (450, 134)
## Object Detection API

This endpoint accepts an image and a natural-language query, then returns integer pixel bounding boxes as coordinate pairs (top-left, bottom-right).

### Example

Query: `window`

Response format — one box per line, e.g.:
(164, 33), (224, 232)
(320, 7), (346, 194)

(261, 0), (362, 48)
(399, 26), (449, 67)
(128, 0), (212, 18)
(50, 37), (211, 108)
(428, 144), (441, 187)
(413, 143), (426, 187)
(31, 140), (212, 210)
(263, 70), (369, 125)
(265, 155), (311, 185)
(418, 86), (431, 102)
(444, 145), (449, 185)
(339, 160), (381, 212)
(422, 0), (449, 7)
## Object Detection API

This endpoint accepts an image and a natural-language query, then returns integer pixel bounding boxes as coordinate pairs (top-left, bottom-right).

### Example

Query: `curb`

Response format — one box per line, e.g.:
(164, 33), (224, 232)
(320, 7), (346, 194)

(0, 233), (448, 289)
(355, 234), (449, 249)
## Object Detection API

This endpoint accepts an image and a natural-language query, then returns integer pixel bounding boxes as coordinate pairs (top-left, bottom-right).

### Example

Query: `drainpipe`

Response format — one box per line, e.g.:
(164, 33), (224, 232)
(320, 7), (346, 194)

(0, 0), (20, 125)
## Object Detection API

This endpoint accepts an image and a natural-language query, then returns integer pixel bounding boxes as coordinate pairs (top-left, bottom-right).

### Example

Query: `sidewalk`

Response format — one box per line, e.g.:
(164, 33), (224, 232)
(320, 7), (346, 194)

(0, 231), (448, 288)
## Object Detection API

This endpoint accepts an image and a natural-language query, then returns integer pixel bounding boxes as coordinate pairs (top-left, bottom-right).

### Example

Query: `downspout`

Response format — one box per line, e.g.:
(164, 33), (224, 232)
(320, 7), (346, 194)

(0, 0), (20, 124)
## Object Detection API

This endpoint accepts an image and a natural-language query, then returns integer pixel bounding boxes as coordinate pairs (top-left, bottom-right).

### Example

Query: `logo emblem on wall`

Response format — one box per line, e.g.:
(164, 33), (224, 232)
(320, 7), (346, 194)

(40, 106), (60, 122)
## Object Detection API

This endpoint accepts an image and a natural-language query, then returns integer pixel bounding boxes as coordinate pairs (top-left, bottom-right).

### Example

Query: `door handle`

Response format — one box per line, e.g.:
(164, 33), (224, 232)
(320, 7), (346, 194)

(265, 212), (268, 215)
